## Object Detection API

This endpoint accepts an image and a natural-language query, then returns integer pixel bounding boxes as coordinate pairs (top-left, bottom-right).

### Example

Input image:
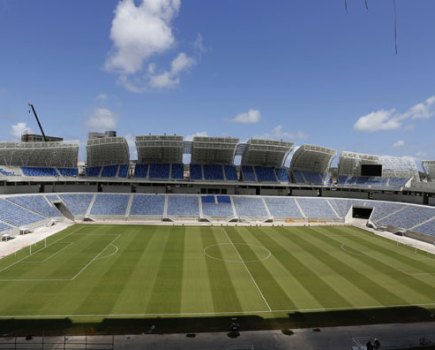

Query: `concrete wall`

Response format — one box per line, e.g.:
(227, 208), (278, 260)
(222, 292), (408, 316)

(322, 189), (369, 199)
(0, 185), (40, 194)
(292, 189), (319, 197)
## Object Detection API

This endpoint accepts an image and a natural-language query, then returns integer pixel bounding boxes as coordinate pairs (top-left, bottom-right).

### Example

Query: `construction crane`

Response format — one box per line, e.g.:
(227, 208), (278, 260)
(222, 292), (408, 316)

(28, 103), (48, 142)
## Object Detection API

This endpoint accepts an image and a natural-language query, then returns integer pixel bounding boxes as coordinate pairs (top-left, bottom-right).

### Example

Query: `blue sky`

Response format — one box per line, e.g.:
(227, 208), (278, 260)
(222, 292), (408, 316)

(0, 0), (434, 162)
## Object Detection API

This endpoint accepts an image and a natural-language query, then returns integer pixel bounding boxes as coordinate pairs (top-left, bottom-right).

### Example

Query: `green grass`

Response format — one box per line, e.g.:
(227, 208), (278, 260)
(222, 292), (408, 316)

(0, 224), (435, 334)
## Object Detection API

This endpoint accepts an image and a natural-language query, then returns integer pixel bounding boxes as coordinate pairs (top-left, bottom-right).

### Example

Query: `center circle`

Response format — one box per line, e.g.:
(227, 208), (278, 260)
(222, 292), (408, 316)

(204, 243), (271, 263)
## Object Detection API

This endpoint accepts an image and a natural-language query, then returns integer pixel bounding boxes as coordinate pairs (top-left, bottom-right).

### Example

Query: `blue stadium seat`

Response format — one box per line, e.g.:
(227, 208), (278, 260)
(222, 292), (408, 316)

(130, 195), (165, 216)
(171, 163), (184, 180)
(59, 194), (94, 216)
(90, 194), (130, 216)
(134, 164), (148, 178)
(0, 167), (18, 176)
(101, 165), (118, 177)
(22, 167), (58, 176)
(0, 199), (45, 227)
(149, 163), (170, 179)
(275, 168), (290, 182)
(241, 166), (256, 182)
(233, 196), (268, 218)
(201, 195), (234, 217)
(167, 196), (199, 217)
(265, 197), (304, 219)
(118, 164), (129, 177)
(86, 166), (102, 177)
(254, 166), (277, 182)
(57, 168), (78, 176)
(6, 195), (60, 218)
(296, 198), (338, 219)
(0, 221), (11, 232)
(190, 164), (203, 180)
(224, 165), (237, 181)
(203, 164), (224, 180)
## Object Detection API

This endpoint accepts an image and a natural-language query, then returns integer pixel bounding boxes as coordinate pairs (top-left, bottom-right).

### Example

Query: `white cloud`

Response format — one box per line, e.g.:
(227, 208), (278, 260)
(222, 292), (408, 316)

(148, 52), (195, 89)
(354, 95), (435, 132)
(86, 108), (118, 131)
(185, 131), (208, 141)
(393, 140), (405, 148)
(232, 109), (261, 124)
(256, 125), (307, 141)
(105, 0), (198, 92)
(11, 122), (32, 140)
(353, 109), (401, 132)
(105, 0), (180, 74)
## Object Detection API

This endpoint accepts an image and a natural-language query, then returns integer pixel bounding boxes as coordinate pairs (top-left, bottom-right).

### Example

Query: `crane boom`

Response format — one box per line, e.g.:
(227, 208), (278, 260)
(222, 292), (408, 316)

(28, 103), (47, 142)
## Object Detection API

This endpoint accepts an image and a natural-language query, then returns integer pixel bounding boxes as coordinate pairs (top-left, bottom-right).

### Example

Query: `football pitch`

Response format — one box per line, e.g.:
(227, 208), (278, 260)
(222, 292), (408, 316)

(0, 224), (435, 328)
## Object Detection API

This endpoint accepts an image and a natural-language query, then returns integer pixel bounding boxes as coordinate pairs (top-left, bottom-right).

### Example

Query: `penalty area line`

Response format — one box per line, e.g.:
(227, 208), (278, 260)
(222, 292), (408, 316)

(70, 235), (121, 281)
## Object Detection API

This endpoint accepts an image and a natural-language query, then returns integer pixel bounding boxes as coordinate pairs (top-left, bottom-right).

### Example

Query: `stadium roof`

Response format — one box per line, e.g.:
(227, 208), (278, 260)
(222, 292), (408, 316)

(87, 137), (129, 167)
(0, 141), (79, 167)
(190, 136), (239, 164)
(290, 144), (336, 174)
(422, 160), (435, 181)
(136, 135), (183, 163)
(238, 139), (293, 167)
(338, 151), (419, 179)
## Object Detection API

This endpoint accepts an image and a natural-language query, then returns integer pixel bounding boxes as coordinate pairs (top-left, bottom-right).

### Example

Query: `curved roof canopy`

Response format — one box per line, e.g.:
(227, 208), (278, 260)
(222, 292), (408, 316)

(87, 137), (129, 166)
(290, 144), (336, 174)
(0, 141), (79, 167)
(239, 139), (293, 167)
(135, 135), (183, 163)
(338, 151), (418, 179)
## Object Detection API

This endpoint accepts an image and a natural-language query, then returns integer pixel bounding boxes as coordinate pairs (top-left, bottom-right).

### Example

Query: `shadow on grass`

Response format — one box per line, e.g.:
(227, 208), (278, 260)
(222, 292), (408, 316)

(1, 306), (434, 336)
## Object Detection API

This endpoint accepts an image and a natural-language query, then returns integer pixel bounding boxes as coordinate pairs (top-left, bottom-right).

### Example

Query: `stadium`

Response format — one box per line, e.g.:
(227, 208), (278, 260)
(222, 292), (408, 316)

(2, 1), (435, 348)
(0, 132), (435, 343)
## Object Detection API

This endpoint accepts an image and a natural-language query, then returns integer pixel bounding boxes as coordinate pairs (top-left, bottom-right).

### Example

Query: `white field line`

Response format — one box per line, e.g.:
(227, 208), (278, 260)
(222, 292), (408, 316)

(0, 233), (120, 282)
(95, 244), (119, 261)
(221, 227), (272, 312)
(40, 242), (74, 263)
(1, 301), (435, 319)
(70, 235), (120, 281)
(0, 229), (78, 273)
(339, 244), (435, 277)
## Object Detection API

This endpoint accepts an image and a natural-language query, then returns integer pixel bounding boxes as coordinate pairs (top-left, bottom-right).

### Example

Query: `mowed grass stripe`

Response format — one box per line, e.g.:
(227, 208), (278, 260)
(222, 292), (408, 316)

(249, 227), (352, 309)
(0, 225), (82, 315)
(269, 226), (376, 308)
(70, 226), (153, 315)
(180, 226), (214, 313)
(331, 227), (435, 298)
(0, 233), (113, 280)
(315, 227), (435, 303)
(247, 226), (324, 310)
(146, 226), (185, 314)
(287, 226), (406, 307)
(200, 226), (243, 313)
(337, 226), (435, 275)
(224, 226), (297, 311)
(110, 226), (167, 314)
(213, 226), (273, 312)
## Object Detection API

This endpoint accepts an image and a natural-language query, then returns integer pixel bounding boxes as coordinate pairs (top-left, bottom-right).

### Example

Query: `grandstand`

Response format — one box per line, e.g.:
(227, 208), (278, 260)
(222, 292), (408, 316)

(86, 136), (129, 177)
(290, 144), (336, 185)
(135, 135), (183, 180)
(0, 141), (79, 177)
(422, 160), (435, 182)
(337, 151), (418, 189)
(238, 138), (293, 182)
(190, 136), (239, 181)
